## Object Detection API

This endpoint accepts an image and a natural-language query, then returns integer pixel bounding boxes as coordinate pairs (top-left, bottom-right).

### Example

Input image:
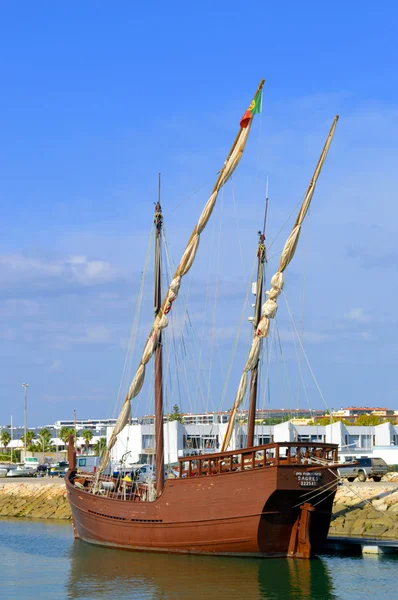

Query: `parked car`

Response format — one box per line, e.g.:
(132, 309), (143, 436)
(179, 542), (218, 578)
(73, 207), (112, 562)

(24, 465), (38, 477)
(48, 461), (69, 478)
(338, 457), (388, 482)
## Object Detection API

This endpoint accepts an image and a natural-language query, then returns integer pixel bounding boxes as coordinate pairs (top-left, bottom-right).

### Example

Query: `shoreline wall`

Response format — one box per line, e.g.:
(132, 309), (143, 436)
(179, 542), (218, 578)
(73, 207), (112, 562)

(329, 482), (398, 539)
(0, 482), (71, 520)
(1, 481), (398, 540)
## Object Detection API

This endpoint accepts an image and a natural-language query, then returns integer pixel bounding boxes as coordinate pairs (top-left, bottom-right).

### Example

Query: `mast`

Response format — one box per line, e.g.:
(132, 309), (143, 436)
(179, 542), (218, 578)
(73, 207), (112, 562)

(154, 174), (165, 496)
(98, 80), (265, 479)
(247, 196), (268, 447)
(221, 115), (339, 453)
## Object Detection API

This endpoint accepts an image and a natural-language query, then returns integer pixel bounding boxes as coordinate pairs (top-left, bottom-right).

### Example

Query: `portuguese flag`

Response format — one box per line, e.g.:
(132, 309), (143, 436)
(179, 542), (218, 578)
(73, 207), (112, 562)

(240, 89), (263, 128)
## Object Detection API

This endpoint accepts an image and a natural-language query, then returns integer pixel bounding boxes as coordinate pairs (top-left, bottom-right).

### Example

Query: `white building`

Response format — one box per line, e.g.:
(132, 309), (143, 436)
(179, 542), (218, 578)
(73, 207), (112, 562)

(107, 420), (398, 467)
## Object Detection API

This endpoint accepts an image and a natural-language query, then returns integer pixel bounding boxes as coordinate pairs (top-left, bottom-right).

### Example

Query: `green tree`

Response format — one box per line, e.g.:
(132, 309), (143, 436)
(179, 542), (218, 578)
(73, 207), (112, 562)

(94, 437), (107, 457)
(168, 404), (184, 423)
(35, 428), (55, 452)
(355, 414), (381, 426)
(20, 431), (36, 446)
(314, 417), (351, 426)
(1, 430), (11, 451)
(81, 429), (93, 454)
(59, 426), (75, 445)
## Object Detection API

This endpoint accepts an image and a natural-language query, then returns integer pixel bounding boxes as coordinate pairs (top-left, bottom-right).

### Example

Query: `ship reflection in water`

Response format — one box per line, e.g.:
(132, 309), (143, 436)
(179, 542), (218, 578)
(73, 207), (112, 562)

(67, 540), (337, 600)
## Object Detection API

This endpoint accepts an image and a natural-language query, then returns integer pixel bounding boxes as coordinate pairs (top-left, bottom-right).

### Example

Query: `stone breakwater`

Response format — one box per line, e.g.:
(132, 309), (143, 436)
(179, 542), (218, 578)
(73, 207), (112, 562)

(0, 481), (72, 520)
(330, 483), (398, 539)
(0, 480), (397, 540)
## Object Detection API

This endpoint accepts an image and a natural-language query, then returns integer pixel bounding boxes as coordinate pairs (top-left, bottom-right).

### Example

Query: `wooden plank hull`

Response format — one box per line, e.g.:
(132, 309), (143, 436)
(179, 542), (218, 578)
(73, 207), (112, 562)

(66, 463), (337, 557)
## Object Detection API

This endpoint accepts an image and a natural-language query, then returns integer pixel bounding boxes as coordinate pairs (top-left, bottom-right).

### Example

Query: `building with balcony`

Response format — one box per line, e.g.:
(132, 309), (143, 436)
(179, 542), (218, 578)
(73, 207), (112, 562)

(107, 419), (398, 468)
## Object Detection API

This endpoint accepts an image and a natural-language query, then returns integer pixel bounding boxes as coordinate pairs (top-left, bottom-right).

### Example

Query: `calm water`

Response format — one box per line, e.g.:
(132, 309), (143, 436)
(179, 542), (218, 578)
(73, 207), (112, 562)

(1, 518), (398, 600)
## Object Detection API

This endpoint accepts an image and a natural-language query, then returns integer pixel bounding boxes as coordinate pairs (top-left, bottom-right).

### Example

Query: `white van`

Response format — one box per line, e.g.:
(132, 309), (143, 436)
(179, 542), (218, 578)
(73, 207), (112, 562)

(76, 456), (101, 473)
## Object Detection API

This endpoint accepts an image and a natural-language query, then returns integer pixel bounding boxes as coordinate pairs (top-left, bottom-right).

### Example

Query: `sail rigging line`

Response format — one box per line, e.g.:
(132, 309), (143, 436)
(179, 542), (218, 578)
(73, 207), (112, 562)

(293, 480), (339, 509)
(272, 322), (291, 414)
(267, 196), (305, 252)
(111, 224), (155, 421)
(247, 194), (268, 446)
(282, 291), (330, 413)
(278, 300), (314, 416)
(221, 115), (339, 452)
(297, 207), (311, 412)
(167, 181), (222, 417)
(154, 187), (165, 496)
(293, 479), (339, 508)
(191, 207), (217, 412)
(96, 80), (265, 478)
(218, 254), (257, 411)
(205, 187), (224, 414)
(162, 223), (208, 414)
(169, 179), (210, 214)
(311, 485), (340, 508)
(231, 182), (247, 277)
(162, 225), (195, 414)
(298, 475), (339, 500)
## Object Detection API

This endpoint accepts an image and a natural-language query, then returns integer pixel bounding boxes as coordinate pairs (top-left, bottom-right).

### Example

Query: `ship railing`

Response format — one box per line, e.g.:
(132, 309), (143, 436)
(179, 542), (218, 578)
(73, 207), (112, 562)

(74, 471), (157, 502)
(177, 442), (338, 478)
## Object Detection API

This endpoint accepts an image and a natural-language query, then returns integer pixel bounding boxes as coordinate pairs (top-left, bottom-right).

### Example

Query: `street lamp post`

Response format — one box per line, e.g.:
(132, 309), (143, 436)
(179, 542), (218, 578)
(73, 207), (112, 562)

(22, 383), (30, 459)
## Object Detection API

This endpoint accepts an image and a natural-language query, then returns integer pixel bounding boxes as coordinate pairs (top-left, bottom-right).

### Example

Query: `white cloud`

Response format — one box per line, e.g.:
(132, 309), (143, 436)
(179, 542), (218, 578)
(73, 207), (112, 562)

(54, 325), (112, 348)
(0, 254), (120, 291)
(345, 308), (370, 323)
(49, 359), (63, 372)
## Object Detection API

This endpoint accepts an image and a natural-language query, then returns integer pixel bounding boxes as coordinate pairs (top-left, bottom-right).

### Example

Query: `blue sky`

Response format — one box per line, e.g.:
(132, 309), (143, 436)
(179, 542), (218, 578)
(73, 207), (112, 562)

(1, 2), (397, 426)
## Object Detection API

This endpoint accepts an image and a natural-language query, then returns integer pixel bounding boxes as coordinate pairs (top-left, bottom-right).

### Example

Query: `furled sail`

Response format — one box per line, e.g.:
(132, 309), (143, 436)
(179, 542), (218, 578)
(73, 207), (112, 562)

(97, 80), (265, 476)
(221, 115), (339, 452)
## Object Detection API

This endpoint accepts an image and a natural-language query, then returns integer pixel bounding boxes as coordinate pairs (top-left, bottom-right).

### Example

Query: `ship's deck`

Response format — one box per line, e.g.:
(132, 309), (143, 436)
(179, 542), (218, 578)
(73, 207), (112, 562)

(68, 441), (338, 503)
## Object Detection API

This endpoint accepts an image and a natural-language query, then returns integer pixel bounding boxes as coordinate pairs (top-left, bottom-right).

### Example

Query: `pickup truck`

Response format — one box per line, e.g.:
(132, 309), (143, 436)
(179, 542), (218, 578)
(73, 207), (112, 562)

(337, 457), (388, 482)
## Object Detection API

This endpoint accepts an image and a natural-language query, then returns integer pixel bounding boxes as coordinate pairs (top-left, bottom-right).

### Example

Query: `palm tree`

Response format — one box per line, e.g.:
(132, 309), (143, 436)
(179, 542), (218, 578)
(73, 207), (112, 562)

(81, 429), (93, 455)
(20, 430), (36, 447)
(59, 426), (74, 446)
(1, 430), (11, 452)
(93, 437), (106, 457)
(36, 428), (56, 452)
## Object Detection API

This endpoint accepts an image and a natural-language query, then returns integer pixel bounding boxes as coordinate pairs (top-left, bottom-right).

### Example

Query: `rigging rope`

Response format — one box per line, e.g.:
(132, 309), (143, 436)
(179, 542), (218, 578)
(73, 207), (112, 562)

(206, 188), (224, 413)
(112, 224), (154, 420)
(282, 291), (330, 413)
(221, 116), (339, 452)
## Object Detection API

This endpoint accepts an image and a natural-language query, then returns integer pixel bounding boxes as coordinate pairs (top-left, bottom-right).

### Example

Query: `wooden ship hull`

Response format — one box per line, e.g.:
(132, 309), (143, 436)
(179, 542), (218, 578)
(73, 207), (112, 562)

(66, 442), (338, 558)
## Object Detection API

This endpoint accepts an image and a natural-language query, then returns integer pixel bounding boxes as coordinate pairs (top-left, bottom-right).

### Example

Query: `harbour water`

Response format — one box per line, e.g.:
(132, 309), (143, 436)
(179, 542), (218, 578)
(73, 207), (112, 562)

(1, 518), (397, 600)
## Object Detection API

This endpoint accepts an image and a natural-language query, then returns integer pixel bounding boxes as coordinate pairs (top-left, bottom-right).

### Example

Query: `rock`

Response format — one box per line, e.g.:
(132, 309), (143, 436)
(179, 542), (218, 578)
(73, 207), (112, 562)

(332, 503), (347, 516)
(372, 500), (388, 512)
(348, 519), (367, 536)
(365, 523), (388, 537)
(344, 508), (362, 521)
